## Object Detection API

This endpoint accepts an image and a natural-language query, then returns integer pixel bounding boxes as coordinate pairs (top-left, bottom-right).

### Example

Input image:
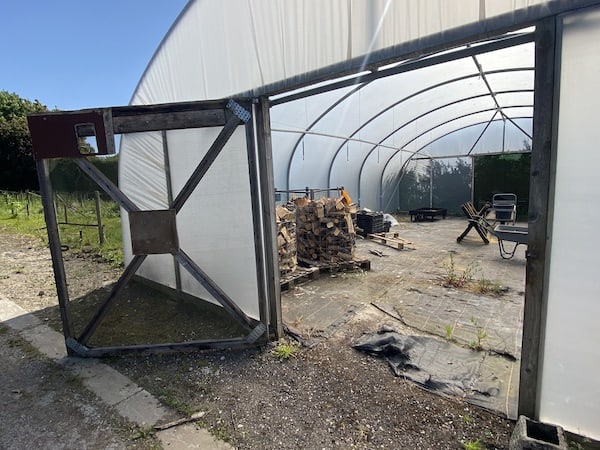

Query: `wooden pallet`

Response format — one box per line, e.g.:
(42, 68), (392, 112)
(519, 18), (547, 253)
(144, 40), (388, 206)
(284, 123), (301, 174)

(367, 232), (409, 250)
(280, 266), (320, 292)
(297, 257), (371, 273)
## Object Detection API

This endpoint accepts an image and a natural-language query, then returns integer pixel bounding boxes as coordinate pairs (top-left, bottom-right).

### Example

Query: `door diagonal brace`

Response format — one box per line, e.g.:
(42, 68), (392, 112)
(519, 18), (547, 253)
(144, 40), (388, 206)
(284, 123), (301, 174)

(78, 254), (147, 345)
(173, 113), (242, 212)
(74, 158), (139, 213)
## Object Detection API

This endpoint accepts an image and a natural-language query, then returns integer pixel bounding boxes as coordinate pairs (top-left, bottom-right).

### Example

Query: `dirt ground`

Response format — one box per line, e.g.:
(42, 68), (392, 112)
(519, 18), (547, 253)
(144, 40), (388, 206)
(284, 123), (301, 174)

(0, 229), (160, 449)
(0, 226), (516, 449)
(0, 324), (159, 449)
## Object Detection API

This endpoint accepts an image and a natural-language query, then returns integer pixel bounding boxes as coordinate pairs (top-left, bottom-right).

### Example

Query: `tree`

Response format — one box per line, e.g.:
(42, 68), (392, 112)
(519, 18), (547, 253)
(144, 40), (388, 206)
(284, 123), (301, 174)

(0, 91), (48, 190)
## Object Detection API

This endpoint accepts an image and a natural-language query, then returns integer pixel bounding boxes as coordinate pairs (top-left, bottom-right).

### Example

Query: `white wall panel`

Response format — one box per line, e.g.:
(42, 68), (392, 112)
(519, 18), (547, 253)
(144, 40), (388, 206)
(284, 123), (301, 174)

(168, 128), (260, 318)
(119, 125), (261, 320)
(119, 132), (175, 286)
(539, 6), (600, 440)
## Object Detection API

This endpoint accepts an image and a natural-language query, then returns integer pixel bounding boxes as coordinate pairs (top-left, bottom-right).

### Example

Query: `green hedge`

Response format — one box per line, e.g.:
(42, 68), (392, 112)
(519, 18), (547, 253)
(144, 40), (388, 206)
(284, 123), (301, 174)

(49, 156), (118, 194)
(473, 153), (530, 219)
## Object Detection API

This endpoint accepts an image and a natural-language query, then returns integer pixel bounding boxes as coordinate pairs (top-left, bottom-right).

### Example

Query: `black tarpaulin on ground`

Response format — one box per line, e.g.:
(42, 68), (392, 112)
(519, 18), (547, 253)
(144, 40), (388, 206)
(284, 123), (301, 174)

(353, 326), (505, 409)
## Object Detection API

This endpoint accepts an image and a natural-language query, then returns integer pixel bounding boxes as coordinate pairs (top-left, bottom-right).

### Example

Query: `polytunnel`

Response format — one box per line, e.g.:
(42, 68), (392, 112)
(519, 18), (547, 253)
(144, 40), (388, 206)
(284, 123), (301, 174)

(27, 0), (600, 442)
(122, 0), (600, 440)
(128, 1), (539, 213)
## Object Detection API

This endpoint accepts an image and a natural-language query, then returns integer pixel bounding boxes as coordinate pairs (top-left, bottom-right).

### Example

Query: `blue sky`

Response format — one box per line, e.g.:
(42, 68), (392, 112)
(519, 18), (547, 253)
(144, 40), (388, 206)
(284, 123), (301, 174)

(1, 1), (188, 110)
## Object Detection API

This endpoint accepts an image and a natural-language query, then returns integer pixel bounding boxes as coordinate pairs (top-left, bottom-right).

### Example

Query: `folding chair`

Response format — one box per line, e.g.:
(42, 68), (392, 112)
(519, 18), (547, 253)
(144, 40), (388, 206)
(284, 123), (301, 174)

(456, 202), (492, 244)
(486, 193), (517, 225)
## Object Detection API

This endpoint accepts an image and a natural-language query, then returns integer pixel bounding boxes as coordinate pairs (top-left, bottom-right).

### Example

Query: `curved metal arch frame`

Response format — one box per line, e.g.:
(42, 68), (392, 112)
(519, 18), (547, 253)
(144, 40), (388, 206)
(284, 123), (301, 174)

(281, 33), (535, 191)
(325, 67), (533, 189)
(354, 89), (533, 203)
(284, 83), (370, 190)
(349, 87), (533, 202)
(351, 104), (532, 206)
(377, 110), (533, 207)
(413, 115), (532, 161)
(379, 115), (533, 211)
(285, 67), (532, 193)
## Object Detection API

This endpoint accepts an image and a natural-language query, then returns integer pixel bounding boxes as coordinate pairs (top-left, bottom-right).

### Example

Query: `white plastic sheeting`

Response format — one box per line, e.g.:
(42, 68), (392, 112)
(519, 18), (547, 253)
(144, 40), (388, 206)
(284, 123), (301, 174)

(169, 128), (259, 315)
(132, 0), (544, 105)
(122, 2), (543, 214)
(540, 6), (600, 440)
(272, 40), (533, 208)
(126, 1), (542, 209)
(120, 132), (178, 292)
(120, 125), (261, 319)
(120, 0), (540, 314)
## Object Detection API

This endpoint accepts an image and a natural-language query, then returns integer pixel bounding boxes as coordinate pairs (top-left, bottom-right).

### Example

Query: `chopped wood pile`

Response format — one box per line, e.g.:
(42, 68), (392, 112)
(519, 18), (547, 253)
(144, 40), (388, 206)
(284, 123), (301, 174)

(276, 203), (297, 274)
(295, 196), (357, 263)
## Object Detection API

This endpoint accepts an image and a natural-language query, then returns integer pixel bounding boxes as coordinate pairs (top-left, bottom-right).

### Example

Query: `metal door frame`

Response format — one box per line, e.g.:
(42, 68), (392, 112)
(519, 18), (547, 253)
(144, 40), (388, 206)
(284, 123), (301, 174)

(28, 98), (281, 357)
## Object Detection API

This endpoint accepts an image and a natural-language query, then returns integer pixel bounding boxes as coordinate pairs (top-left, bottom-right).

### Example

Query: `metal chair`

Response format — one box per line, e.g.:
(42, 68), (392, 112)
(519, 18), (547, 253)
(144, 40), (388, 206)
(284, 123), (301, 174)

(487, 193), (517, 225)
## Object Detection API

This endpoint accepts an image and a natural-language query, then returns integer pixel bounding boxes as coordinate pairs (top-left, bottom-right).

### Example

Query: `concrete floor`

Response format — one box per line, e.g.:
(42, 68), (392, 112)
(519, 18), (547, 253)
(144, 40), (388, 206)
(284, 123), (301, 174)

(281, 217), (526, 418)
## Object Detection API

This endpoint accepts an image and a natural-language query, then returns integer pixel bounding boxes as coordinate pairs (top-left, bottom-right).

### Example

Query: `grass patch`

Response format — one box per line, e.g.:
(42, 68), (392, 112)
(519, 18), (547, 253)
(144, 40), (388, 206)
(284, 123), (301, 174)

(155, 385), (198, 417)
(212, 424), (233, 443)
(0, 191), (124, 267)
(4, 333), (43, 359)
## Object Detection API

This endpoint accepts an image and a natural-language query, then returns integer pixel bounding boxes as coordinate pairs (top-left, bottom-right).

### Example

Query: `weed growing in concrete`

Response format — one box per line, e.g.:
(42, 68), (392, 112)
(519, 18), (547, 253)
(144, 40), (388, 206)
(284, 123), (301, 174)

(469, 316), (488, 351)
(340, 268), (365, 279)
(476, 274), (503, 295)
(291, 315), (304, 327)
(442, 254), (476, 288)
(444, 324), (454, 341)
(129, 425), (157, 441)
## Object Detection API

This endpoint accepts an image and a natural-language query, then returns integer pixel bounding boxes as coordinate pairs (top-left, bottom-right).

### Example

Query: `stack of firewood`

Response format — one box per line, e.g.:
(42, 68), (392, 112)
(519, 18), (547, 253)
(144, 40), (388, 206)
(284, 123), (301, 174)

(295, 196), (356, 263)
(276, 203), (297, 274)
